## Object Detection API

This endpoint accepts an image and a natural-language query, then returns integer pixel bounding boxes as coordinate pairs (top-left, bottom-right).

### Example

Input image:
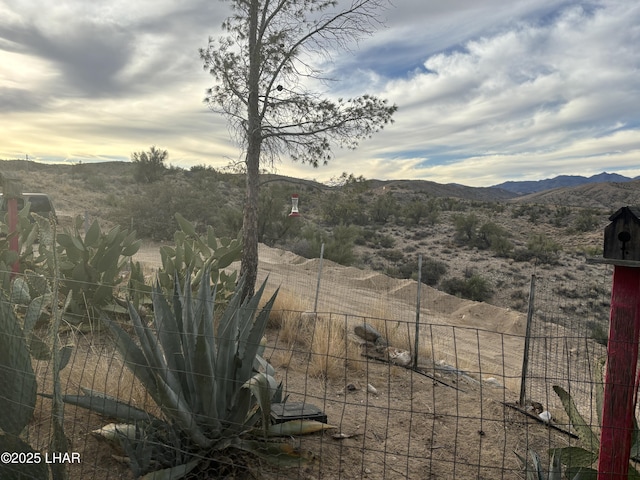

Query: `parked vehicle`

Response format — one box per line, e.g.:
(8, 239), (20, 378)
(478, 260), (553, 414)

(0, 193), (58, 223)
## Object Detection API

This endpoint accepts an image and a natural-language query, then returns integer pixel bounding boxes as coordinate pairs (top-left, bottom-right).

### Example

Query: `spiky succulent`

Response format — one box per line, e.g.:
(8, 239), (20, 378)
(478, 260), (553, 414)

(63, 269), (328, 478)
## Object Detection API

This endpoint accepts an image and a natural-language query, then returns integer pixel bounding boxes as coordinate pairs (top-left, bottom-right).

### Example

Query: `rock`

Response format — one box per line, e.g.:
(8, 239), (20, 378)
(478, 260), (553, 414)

(366, 383), (378, 395)
(384, 347), (412, 366)
(538, 411), (552, 423)
(484, 377), (502, 387)
(354, 323), (382, 343)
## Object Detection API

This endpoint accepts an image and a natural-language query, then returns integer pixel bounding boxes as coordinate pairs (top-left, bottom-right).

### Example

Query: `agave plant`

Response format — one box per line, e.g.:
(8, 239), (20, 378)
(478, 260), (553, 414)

(62, 269), (328, 478)
(516, 448), (596, 480)
(518, 359), (640, 480)
(550, 382), (640, 479)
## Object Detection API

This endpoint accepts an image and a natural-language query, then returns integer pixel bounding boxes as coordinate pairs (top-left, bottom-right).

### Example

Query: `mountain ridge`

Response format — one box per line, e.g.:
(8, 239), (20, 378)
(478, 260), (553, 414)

(493, 172), (636, 195)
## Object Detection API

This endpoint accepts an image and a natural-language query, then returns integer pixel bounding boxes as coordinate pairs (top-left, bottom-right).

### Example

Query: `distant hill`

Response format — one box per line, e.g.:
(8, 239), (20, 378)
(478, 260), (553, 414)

(369, 179), (518, 201)
(512, 179), (640, 210)
(494, 172), (634, 195)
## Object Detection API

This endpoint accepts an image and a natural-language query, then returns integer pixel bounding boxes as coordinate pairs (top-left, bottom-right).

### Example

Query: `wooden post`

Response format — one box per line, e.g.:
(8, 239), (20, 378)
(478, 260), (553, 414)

(597, 265), (640, 479)
(591, 207), (640, 479)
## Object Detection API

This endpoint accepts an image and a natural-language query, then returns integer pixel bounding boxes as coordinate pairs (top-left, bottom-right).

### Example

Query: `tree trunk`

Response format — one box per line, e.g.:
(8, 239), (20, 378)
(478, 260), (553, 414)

(241, 147), (260, 300)
(240, 0), (261, 300)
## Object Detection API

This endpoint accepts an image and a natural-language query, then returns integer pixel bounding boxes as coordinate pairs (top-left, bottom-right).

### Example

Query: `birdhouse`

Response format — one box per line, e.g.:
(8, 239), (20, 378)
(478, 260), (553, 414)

(603, 206), (640, 262)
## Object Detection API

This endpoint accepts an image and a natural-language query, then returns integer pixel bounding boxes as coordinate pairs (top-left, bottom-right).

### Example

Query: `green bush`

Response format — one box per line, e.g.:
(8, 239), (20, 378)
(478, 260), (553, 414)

(293, 225), (359, 266)
(525, 232), (562, 264)
(131, 146), (168, 183)
(420, 258), (448, 286)
(114, 177), (241, 240)
(369, 192), (397, 223)
(452, 213), (480, 244)
(573, 209), (600, 232)
(441, 274), (493, 302)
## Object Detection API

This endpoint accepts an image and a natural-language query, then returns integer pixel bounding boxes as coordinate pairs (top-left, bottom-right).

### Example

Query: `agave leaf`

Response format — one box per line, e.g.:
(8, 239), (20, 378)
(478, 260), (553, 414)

(178, 274), (198, 404)
(127, 301), (184, 399)
(267, 420), (337, 437)
(236, 286), (278, 386)
(61, 393), (156, 423)
(100, 313), (210, 448)
(243, 373), (279, 436)
(140, 459), (200, 480)
(553, 386), (599, 451)
(254, 353), (276, 377)
(594, 357), (605, 426)
(548, 449), (563, 480)
(151, 283), (188, 397)
(566, 466), (598, 479)
(528, 449), (544, 480)
(215, 278), (245, 412)
(190, 274), (219, 427)
(551, 447), (598, 468)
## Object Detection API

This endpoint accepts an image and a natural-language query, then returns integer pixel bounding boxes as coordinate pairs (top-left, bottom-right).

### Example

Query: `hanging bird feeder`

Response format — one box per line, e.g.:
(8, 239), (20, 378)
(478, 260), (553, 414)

(289, 193), (300, 217)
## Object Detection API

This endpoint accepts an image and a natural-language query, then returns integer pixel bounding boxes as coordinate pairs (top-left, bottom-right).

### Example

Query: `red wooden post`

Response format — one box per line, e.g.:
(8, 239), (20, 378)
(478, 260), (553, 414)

(597, 266), (640, 479)
(596, 207), (640, 479)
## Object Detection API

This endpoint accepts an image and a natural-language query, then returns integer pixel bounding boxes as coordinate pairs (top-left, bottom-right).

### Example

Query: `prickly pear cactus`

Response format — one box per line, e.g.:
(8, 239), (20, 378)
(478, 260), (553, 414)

(0, 290), (49, 479)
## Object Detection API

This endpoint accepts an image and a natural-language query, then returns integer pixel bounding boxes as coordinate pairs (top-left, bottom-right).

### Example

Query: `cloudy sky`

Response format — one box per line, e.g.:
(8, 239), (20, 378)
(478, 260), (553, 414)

(1, 0), (639, 187)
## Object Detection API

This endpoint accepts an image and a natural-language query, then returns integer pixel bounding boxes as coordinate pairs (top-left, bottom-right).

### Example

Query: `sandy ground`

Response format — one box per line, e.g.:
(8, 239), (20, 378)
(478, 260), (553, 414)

(134, 242), (528, 394)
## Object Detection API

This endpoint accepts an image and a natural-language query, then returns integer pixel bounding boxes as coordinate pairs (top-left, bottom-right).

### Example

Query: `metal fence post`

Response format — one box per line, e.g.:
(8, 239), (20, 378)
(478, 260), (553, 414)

(313, 242), (325, 314)
(519, 273), (536, 406)
(413, 255), (422, 370)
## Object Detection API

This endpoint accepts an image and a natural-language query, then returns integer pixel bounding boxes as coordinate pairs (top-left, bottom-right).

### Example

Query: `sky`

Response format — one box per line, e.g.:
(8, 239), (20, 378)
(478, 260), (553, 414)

(1, 0), (639, 187)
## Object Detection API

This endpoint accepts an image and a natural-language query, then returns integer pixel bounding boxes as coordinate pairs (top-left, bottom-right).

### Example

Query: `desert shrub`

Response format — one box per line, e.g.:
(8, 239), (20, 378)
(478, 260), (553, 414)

(441, 274), (493, 302)
(131, 145), (168, 183)
(380, 248), (405, 262)
(525, 232), (562, 264)
(292, 225), (359, 266)
(369, 192), (397, 223)
(113, 177), (240, 240)
(320, 191), (368, 226)
(377, 233), (395, 248)
(452, 213), (480, 244)
(552, 205), (572, 227)
(573, 209), (600, 232)
(258, 184), (303, 246)
(586, 320), (608, 346)
(477, 222), (514, 256)
(419, 258), (448, 286)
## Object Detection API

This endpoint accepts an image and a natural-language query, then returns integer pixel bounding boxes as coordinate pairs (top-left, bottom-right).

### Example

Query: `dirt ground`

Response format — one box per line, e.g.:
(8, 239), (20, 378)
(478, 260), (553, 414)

(26, 243), (575, 479)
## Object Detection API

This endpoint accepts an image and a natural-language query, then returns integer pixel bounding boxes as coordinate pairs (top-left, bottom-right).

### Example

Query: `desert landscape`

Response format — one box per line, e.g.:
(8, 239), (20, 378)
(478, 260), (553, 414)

(2, 159), (639, 479)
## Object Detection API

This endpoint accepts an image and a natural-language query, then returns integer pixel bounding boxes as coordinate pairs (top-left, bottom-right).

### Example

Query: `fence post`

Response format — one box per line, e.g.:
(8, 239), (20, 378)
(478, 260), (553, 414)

(413, 255), (422, 370)
(593, 206), (640, 479)
(313, 242), (325, 314)
(519, 273), (536, 406)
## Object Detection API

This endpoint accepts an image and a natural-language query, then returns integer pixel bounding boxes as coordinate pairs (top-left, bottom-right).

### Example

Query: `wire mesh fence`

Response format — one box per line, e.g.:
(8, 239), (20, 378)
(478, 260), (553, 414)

(0, 245), (626, 479)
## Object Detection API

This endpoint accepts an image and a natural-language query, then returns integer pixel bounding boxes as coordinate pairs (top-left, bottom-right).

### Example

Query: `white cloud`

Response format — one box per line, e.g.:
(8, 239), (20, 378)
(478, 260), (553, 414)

(0, 0), (639, 186)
